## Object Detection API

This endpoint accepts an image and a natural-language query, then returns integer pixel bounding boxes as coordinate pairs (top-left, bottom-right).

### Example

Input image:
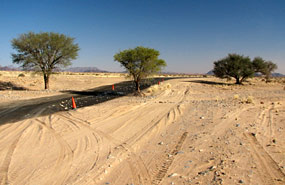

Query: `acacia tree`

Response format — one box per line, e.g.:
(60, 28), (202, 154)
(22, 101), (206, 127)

(263, 61), (277, 82)
(252, 57), (278, 82)
(114, 46), (166, 93)
(12, 32), (79, 89)
(252, 57), (267, 73)
(213, 54), (254, 84)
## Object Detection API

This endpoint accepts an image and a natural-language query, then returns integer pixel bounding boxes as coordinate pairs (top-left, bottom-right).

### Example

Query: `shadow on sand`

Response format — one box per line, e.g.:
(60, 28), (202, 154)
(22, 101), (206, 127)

(185, 80), (234, 86)
(0, 78), (171, 125)
(0, 81), (27, 90)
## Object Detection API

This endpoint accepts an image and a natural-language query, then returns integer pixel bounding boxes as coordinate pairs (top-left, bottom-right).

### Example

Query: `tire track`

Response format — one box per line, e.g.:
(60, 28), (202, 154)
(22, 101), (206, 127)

(55, 114), (103, 184)
(244, 132), (285, 184)
(61, 113), (152, 185)
(151, 132), (188, 185)
(0, 120), (31, 185)
(35, 118), (74, 185)
(61, 85), (190, 184)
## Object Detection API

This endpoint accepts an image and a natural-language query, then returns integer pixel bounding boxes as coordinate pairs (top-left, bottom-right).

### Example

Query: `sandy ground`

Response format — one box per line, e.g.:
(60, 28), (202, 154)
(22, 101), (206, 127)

(0, 72), (130, 104)
(0, 75), (285, 185)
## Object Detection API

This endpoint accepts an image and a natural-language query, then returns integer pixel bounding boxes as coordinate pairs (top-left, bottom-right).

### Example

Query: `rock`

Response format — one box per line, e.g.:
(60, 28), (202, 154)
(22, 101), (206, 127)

(200, 116), (205, 119)
(168, 173), (178, 177)
(272, 139), (276, 143)
(240, 142), (243, 145)
(209, 166), (216, 170)
(238, 179), (244, 183)
(107, 154), (114, 159)
(251, 133), (256, 137)
(158, 142), (164, 145)
(235, 124), (240, 127)
(260, 101), (264, 104)
(198, 170), (208, 175)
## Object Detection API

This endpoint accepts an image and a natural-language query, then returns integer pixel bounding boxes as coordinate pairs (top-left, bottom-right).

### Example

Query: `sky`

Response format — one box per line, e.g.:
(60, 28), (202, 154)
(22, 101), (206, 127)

(0, 0), (284, 74)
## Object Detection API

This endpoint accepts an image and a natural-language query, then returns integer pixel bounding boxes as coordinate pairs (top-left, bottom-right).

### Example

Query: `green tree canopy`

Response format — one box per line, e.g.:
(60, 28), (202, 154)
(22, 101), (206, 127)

(114, 46), (166, 93)
(213, 54), (254, 84)
(253, 57), (278, 82)
(12, 32), (79, 89)
(252, 57), (267, 73)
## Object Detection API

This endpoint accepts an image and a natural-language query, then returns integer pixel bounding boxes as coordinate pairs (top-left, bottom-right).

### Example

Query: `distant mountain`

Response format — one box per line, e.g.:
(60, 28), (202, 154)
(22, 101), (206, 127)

(0, 65), (21, 71)
(62, 67), (108, 73)
(206, 70), (214, 75)
(0, 65), (108, 73)
(254, 72), (285, 77)
(272, 73), (285, 77)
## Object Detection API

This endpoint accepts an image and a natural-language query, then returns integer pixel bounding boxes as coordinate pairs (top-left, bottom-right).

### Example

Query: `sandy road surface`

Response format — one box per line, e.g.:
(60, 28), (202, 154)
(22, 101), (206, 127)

(0, 78), (285, 185)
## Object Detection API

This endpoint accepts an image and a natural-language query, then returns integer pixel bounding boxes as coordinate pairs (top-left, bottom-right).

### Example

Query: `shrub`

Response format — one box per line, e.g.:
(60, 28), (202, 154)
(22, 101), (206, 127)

(18, 73), (25, 77)
(234, 94), (239, 100)
(246, 96), (254, 104)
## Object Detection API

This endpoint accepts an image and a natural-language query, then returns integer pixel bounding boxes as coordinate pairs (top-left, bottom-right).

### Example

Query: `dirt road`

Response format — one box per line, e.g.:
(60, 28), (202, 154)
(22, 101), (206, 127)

(0, 78), (284, 185)
(0, 80), (161, 125)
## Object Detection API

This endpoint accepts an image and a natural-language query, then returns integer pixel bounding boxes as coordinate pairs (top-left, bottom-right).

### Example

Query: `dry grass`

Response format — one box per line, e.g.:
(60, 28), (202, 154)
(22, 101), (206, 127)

(246, 96), (254, 104)
(145, 82), (172, 95)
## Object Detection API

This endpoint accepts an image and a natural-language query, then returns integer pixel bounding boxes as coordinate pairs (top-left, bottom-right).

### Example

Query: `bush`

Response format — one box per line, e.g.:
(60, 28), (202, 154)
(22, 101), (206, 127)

(18, 73), (25, 77)
(246, 96), (254, 104)
(234, 94), (239, 100)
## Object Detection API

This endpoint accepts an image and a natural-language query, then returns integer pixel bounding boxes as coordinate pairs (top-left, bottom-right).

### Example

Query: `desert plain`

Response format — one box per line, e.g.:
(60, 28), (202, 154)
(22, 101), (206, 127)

(0, 72), (285, 185)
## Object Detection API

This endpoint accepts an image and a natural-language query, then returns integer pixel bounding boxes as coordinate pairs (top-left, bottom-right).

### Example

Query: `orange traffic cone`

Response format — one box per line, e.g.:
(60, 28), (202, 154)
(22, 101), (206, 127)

(112, 84), (115, 91)
(72, 96), (77, 109)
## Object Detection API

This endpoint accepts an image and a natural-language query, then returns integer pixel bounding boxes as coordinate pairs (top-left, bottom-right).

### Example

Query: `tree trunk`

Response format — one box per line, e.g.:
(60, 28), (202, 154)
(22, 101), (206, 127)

(235, 77), (241, 84)
(135, 80), (140, 92)
(265, 74), (271, 83)
(44, 74), (50, 89)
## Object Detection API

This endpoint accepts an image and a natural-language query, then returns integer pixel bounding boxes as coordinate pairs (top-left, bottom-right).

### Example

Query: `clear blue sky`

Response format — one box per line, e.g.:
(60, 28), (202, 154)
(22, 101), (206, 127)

(0, 0), (284, 73)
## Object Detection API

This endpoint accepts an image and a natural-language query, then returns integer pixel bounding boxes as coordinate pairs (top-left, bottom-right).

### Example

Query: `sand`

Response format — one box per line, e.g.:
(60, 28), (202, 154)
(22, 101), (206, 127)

(0, 75), (285, 185)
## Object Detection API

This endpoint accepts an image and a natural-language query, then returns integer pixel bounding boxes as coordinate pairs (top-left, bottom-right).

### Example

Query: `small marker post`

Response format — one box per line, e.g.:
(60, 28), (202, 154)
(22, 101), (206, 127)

(112, 84), (115, 91)
(158, 81), (160, 85)
(72, 96), (77, 109)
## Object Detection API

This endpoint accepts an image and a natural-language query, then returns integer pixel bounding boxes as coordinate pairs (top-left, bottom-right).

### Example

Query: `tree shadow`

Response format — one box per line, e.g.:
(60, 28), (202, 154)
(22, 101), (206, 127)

(185, 80), (234, 86)
(0, 81), (27, 90)
(0, 77), (173, 125)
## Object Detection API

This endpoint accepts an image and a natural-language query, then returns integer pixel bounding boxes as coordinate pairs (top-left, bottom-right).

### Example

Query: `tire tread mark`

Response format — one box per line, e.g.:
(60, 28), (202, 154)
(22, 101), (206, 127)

(244, 133), (285, 184)
(152, 132), (188, 185)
